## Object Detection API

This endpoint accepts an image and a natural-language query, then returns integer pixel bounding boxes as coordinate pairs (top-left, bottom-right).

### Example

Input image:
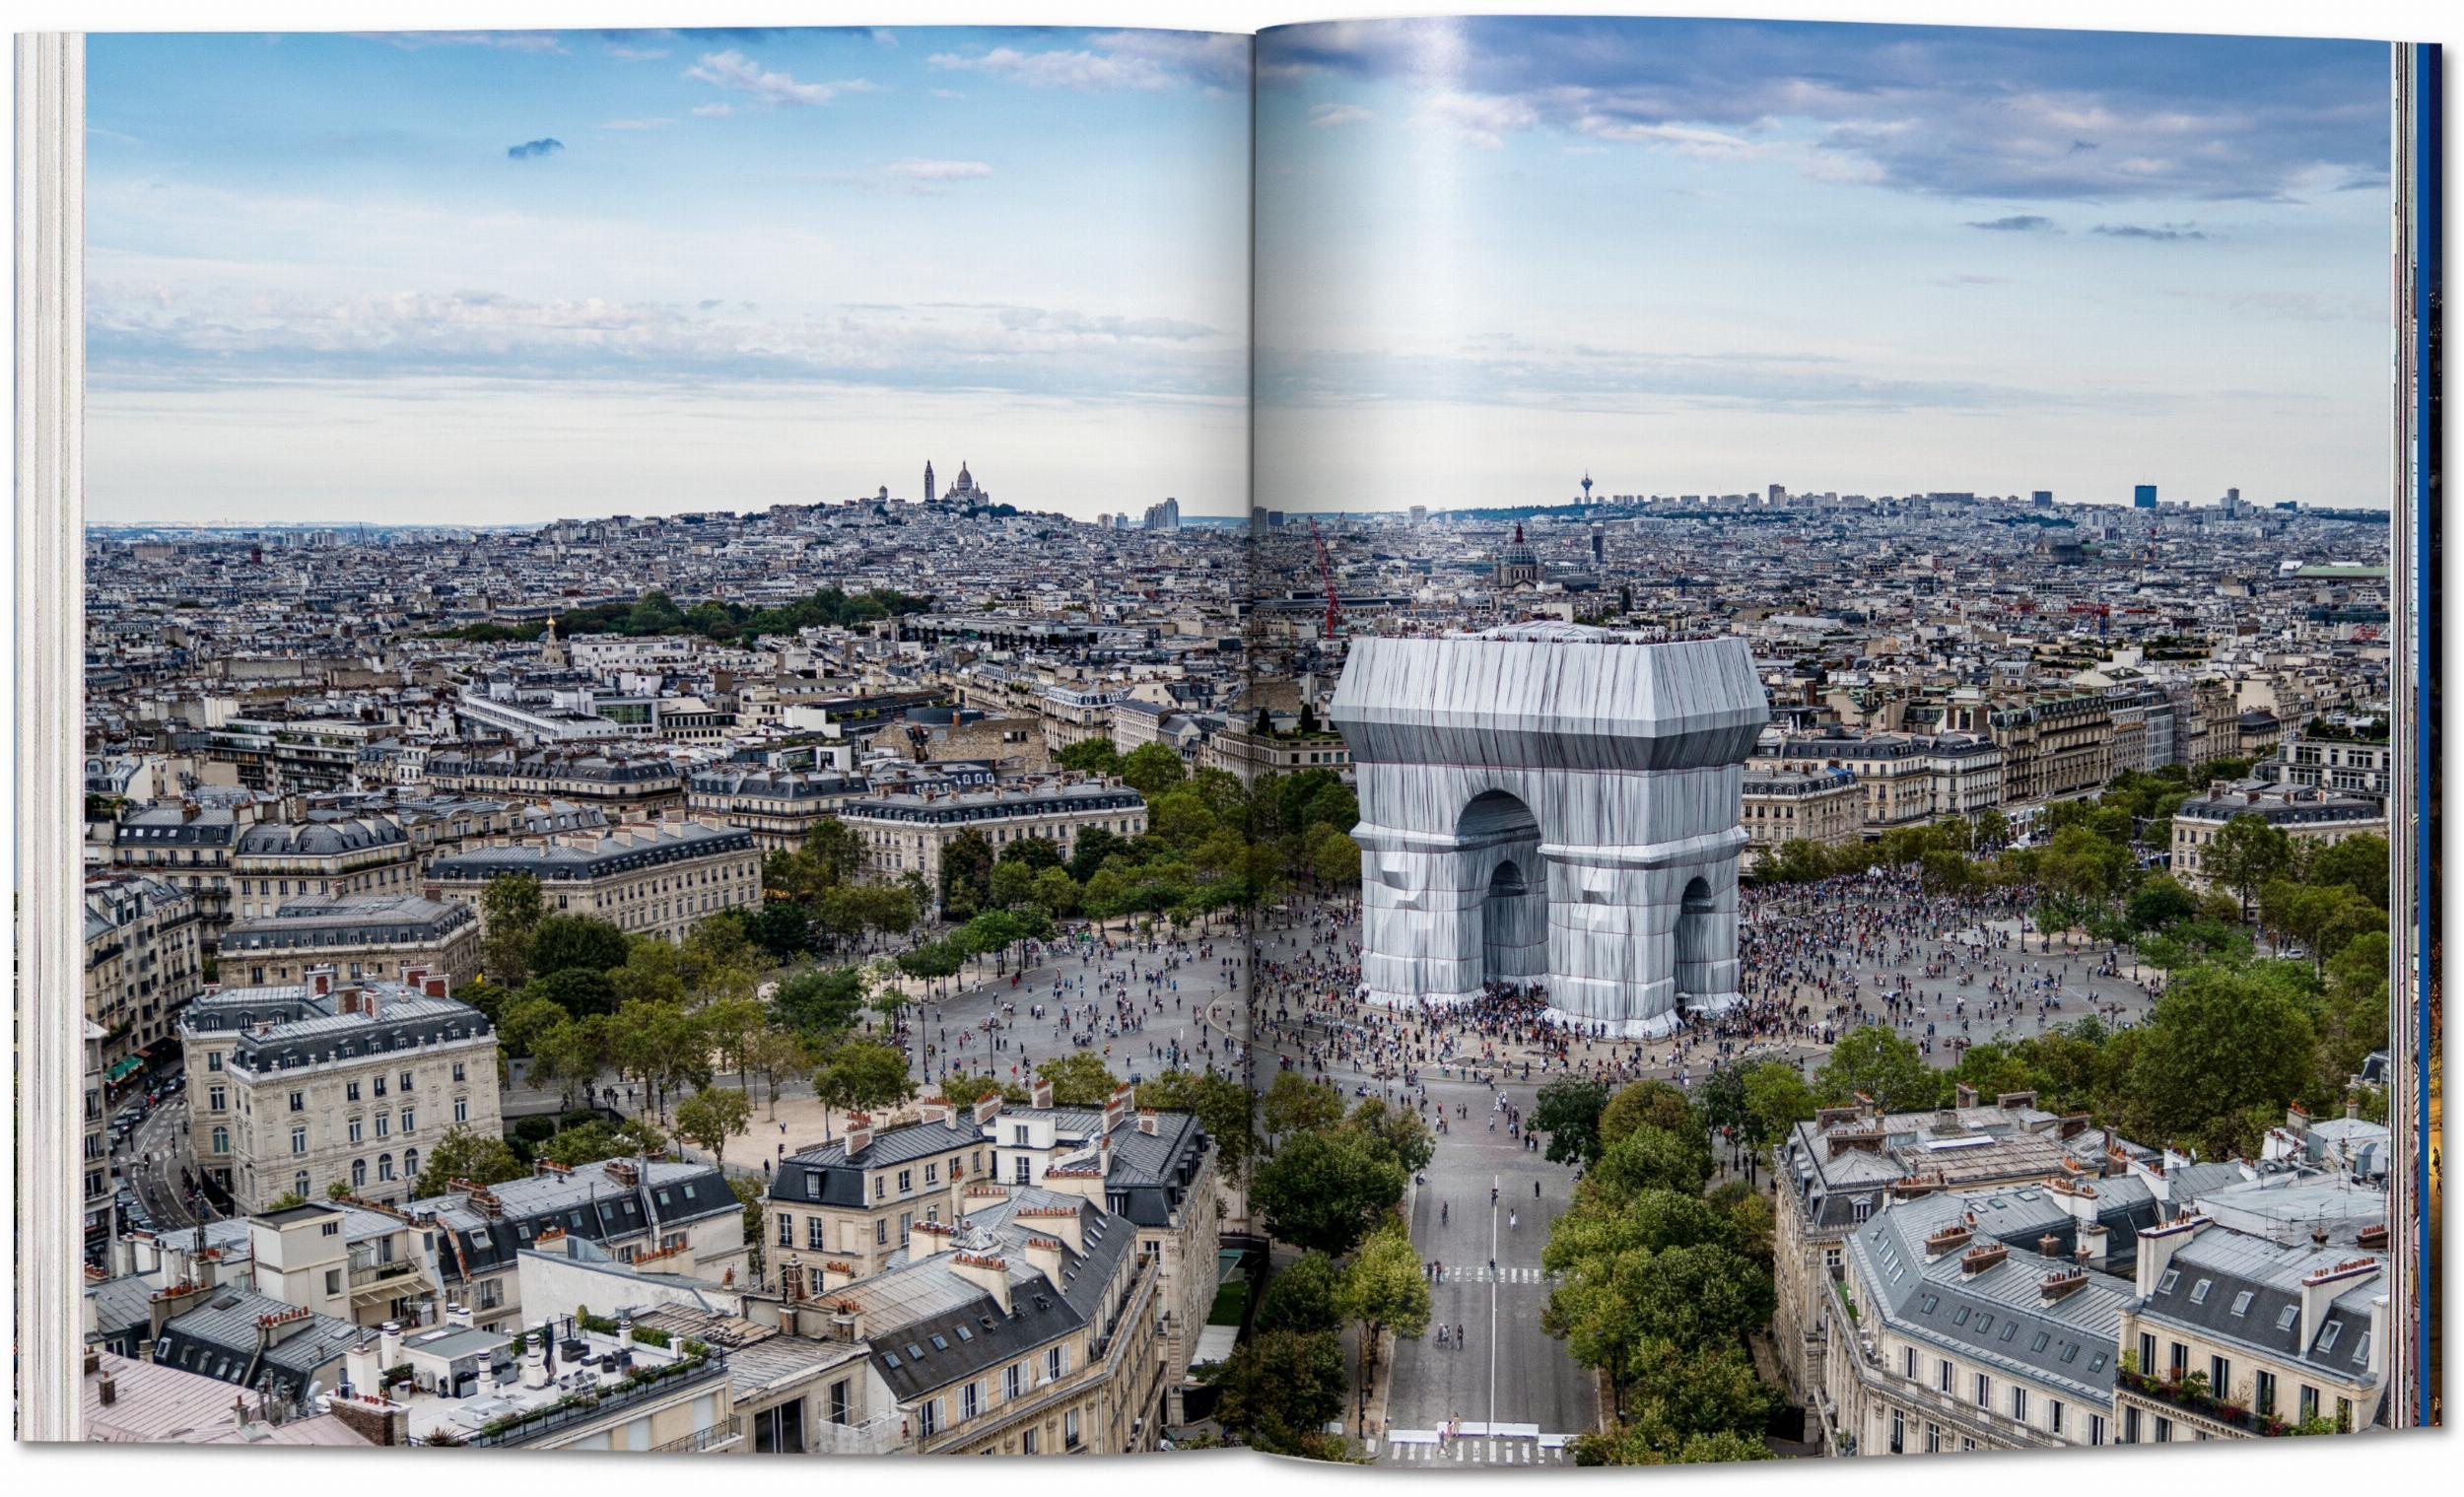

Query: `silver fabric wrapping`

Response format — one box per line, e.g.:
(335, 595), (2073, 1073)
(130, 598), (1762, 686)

(1329, 627), (1771, 1039)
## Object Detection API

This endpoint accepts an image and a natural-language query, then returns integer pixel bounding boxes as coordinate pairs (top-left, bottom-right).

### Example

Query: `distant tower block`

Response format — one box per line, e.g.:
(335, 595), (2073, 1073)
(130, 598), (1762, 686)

(1581, 471), (1594, 504)
(924, 460), (936, 505)
(1330, 625), (1770, 1038)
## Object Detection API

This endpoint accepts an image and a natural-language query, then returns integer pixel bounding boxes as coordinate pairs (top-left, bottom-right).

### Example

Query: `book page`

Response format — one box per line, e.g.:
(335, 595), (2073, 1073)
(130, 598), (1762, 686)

(1248, 13), (2422, 1467)
(69, 24), (1261, 1454)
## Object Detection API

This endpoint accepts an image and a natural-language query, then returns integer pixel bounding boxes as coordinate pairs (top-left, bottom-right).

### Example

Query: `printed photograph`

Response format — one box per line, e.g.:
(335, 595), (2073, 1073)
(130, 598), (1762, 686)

(42, 10), (2436, 1468)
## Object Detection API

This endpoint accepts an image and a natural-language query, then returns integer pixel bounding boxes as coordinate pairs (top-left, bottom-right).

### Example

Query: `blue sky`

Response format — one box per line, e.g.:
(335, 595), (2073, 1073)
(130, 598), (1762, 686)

(85, 28), (1253, 523)
(1255, 17), (2395, 512)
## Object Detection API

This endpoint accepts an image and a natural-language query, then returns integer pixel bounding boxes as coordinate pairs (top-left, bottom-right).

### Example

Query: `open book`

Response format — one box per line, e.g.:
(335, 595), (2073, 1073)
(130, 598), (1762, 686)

(12, 16), (2442, 1464)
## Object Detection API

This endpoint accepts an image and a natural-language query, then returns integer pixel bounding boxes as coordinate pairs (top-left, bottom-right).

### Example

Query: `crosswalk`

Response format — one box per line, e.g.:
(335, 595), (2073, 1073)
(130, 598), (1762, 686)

(1379, 1433), (1577, 1464)
(1432, 1264), (1559, 1285)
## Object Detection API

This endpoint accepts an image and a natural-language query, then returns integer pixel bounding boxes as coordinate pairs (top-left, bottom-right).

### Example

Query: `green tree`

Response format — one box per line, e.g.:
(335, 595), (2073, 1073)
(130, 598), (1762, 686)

(1137, 1068), (1259, 1180)
(771, 966), (870, 1040)
(1038, 1051), (1122, 1107)
(1534, 1076), (1613, 1165)
(1338, 1225), (1432, 1375)
(414, 1125), (526, 1196)
(673, 1085), (754, 1165)
(530, 913), (632, 979)
(741, 1026), (815, 1119)
(527, 1014), (612, 1109)
(539, 1115), (667, 1167)
(1739, 1060), (1817, 1152)
(2124, 962), (2321, 1157)
(1815, 1025), (1943, 1112)
(479, 873), (546, 988)
(2205, 812), (2293, 919)
(1253, 1126), (1408, 1258)
(1586, 1123), (1714, 1199)
(1055, 739), (1123, 777)
(938, 829), (996, 918)
(1258, 1252), (1346, 1336)
(1119, 741), (1190, 796)
(1203, 1328), (1350, 1459)
(810, 1041), (915, 1127)
(1599, 1079), (1695, 1152)
(1263, 1070), (1346, 1138)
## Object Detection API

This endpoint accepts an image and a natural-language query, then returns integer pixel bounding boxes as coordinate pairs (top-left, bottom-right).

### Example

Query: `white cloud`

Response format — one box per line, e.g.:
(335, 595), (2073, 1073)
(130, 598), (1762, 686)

(1308, 103), (1373, 129)
(600, 117), (676, 131)
(885, 159), (993, 181)
(928, 32), (1249, 94)
(1421, 91), (1538, 149)
(684, 50), (874, 107)
(689, 102), (733, 118)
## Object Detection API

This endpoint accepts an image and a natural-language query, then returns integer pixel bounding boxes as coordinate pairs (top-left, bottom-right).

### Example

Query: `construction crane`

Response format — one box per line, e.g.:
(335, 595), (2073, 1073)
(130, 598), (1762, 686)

(1309, 516), (1343, 638)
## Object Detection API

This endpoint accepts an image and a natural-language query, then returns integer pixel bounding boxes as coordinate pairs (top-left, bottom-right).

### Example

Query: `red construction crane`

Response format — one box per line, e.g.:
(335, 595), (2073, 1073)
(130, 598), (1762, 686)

(1309, 516), (1343, 638)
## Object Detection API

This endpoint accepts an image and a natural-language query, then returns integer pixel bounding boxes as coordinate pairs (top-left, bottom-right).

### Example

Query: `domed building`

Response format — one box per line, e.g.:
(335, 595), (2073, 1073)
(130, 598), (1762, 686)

(1494, 522), (1542, 588)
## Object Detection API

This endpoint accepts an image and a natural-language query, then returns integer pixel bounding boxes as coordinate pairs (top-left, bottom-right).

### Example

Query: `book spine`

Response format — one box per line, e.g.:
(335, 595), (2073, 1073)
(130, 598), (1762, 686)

(15, 29), (88, 1445)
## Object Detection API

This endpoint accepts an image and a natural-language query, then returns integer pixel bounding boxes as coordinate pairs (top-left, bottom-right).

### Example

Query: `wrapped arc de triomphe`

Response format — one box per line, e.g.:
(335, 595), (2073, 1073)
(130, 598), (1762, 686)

(1327, 625), (1772, 1039)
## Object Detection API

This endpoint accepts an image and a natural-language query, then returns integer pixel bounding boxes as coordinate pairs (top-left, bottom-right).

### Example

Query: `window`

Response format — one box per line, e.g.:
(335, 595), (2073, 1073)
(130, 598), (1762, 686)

(207, 1052), (222, 1071)
(925, 1162), (939, 1187)
(290, 1126), (308, 1154)
(960, 1382), (979, 1420)
(2189, 1278), (2213, 1305)
(377, 1153), (394, 1181)
(2299, 1386), (2319, 1422)
(294, 1170), (309, 1196)
(2230, 1290), (2254, 1318)
(1063, 1409), (1080, 1450)
(2011, 1388), (2027, 1422)
(453, 1096), (469, 1123)
(325, 1268), (342, 1296)
(349, 1117), (365, 1143)
(2088, 1414), (2106, 1447)
(211, 1126), (229, 1153)
(2155, 1416), (2173, 1443)
(1047, 1346), (1066, 1382)
(808, 1218), (826, 1251)
(1888, 1409), (1904, 1454)
(1924, 1422), (1941, 1454)
(2049, 1399), (2064, 1436)
(2317, 1321), (2344, 1353)
(898, 1169), (913, 1193)
(288, 1090), (306, 1112)
(399, 1070), (414, 1093)
(208, 1085), (225, 1112)
(2255, 1370), (2277, 1414)
(1020, 1427), (1038, 1455)
(402, 1147), (419, 1181)
(376, 1114), (389, 1138)
(2211, 1355), (2231, 1395)
(1005, 1365), (1024, 1399)
(451, 1061), (466, 1082)
(1974, 1373), (1991, 1407)
(1902, 1347), (1917, 1379)
(2157, 1268), (2179, 1294)
(875, 1218), (888, 1246)
(777, 1214), (794, 1248)
(344, 1080), (359, 1102)
(1938, 1358), (1952, 1393)
(352, 1158), (368, 1188)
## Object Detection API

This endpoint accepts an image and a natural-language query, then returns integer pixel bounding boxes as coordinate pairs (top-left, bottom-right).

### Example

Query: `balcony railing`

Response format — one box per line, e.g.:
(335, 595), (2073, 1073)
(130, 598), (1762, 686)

(443, 1352), (731, 1449)
(2114, 1369), (2293, 1437)
(650, 1423), (742, 1454)
(809, 1413), (905, 1456)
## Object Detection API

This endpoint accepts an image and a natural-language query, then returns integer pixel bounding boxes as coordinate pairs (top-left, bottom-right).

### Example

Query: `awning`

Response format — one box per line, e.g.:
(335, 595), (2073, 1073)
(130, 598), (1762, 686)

(104, 1055), (145, 1082)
